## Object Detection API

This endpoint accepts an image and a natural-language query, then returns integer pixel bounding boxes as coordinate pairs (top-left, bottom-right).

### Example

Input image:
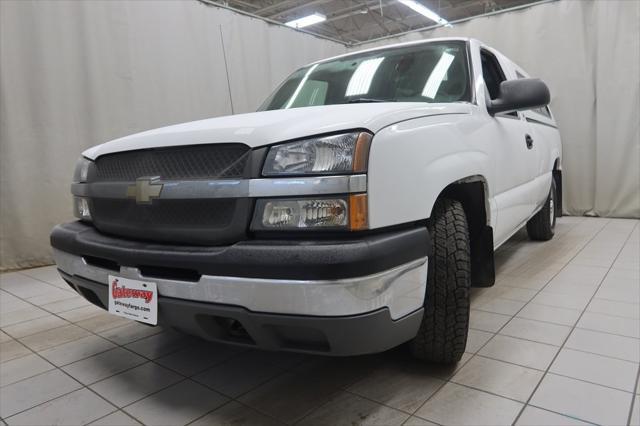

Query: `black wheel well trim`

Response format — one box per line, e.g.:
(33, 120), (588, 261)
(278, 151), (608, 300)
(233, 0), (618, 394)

(432, 176), (495, 288)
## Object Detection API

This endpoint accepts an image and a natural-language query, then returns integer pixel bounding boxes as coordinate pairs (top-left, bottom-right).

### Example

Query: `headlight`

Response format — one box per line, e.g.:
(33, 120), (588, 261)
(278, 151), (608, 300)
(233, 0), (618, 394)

(73, 196), (91, 221)
(262, 131), (372, 176)
(252, 194), (368, 231)
(72, 157), (92, 183)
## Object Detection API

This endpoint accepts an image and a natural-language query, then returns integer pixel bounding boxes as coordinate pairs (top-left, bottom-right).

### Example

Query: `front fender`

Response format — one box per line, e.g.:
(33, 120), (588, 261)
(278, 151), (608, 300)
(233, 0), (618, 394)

(367, 115), (492, 229)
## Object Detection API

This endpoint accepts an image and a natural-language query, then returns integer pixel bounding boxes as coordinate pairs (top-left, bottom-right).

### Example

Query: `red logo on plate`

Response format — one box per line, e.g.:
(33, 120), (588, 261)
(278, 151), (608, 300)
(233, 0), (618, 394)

(111, 279), (154, 303)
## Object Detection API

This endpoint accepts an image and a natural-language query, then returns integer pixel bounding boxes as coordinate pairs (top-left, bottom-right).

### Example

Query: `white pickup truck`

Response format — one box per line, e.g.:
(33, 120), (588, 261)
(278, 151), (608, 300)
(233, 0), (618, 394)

(51, 37), (562, 363)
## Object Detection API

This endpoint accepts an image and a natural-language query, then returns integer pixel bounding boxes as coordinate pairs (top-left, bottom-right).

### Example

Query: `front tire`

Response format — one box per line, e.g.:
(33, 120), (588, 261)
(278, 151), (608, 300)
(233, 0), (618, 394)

(526, 179), (556, 241)
(410, 198), (471, 364)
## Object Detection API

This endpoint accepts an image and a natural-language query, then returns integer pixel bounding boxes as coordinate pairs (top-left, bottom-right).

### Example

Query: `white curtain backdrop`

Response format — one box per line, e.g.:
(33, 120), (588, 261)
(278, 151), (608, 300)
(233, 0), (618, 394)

(349, 0), (640, 220)
(0, 0), (345, 270)
(2, 0), (638, 270)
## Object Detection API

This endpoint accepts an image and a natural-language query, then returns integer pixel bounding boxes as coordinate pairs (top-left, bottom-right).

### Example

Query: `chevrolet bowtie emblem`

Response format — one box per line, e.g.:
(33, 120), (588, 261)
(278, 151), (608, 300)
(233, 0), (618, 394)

(126, 177), (163, 204)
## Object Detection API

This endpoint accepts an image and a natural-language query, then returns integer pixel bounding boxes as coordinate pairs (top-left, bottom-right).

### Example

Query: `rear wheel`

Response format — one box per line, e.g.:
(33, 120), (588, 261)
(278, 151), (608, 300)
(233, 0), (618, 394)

(526, 179), (556, 241)
(410, 198), (471, 364)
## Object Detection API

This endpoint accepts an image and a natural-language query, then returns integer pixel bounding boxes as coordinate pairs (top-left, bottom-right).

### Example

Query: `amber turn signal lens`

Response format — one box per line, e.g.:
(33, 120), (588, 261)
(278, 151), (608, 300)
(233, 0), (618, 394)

(352, 132), (372, 173)
(349, 194), (368, 231)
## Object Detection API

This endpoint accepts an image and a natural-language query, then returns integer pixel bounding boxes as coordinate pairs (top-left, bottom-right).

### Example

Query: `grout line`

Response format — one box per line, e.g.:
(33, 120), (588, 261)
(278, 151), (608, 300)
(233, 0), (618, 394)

(512, 220), (638, 426)
(407, 217), (591, 426)
(3, 218), (637, 425)
(524, 403), (600, 425)
(627, 365), (640, 426)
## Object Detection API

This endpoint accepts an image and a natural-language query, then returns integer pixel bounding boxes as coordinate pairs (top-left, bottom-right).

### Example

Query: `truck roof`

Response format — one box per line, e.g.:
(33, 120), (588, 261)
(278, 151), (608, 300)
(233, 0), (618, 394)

(308, 37), (476, 67)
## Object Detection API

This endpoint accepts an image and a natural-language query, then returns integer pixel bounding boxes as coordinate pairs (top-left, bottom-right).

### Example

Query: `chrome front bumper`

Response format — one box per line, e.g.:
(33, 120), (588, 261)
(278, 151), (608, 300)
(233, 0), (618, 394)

(53, 248), (427, 319)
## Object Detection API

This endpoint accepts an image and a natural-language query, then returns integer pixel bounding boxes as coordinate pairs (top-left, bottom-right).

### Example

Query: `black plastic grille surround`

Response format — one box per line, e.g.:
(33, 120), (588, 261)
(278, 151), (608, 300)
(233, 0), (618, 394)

(92, 199), (236, 229)
(90, 198), (250, 245)
(92, 144), (250, 182)
(87, 144), (253, 245)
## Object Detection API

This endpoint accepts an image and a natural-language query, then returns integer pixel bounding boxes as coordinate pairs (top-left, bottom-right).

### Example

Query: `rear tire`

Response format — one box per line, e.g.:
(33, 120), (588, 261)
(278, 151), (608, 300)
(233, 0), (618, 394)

(526, 179), (556, 241)
(410, 198), (471, 364)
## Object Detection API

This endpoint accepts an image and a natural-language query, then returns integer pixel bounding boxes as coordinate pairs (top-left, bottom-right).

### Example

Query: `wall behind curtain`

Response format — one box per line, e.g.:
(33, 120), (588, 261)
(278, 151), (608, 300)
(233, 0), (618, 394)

(0, 0), (345, 270)
(349, 0), (640, 220)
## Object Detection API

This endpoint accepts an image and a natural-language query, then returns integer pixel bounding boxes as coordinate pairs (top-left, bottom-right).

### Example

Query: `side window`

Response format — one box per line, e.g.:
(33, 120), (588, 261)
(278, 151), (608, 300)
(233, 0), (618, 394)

(481, 50), (517, 117)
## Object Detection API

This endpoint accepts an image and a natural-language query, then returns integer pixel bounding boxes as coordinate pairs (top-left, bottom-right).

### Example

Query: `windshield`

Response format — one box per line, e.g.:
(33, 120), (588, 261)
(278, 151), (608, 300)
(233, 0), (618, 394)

(259, 41), (471, 111)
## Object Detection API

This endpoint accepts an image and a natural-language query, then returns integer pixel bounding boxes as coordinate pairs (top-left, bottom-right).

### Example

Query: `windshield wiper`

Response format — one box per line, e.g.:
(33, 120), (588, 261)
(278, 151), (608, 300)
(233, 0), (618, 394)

(346, 98), (395, 103)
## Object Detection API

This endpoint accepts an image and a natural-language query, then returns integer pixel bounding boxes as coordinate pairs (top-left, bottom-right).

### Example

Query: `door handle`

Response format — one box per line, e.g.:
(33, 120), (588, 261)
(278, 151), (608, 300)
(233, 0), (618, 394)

(525, 134), (534, 150)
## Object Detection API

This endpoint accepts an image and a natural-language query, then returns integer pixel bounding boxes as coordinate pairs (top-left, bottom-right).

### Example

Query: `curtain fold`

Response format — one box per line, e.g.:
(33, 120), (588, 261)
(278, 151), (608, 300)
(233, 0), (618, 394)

(0, 0), (345, 270)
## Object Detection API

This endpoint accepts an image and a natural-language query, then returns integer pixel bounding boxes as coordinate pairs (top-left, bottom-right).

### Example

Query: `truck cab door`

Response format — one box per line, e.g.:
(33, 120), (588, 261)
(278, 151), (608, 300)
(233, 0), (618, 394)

(480, 50), (538, 245)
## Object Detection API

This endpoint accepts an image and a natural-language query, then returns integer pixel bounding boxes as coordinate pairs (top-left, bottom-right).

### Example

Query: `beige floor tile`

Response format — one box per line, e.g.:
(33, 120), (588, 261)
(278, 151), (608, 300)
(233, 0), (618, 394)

(89, 362), (182, 408)
(0, 291), (31, 314)
(62, 347), (147, 385)
(26, 288), (77, 306)
(57, 305), (104, 322)
(415, 382), (523, 425)
(479, 334), (559, 370)
(298, 391), (409, 426)
(1, 315), (68, 338)
(0, 331), (12, 343)
(631, 396), (639, 426)
(19, 323), (91, 352)
(500, 317), (571, 346)
(0, 273), (58, 299)
(0, 340), (32, 363)
(532, 291), (593, 311)
(550, 348), (638, 392)
(565, 328), (640, 362)
(451, 356), (543, 402)
(0, 369), (82, 418)
(239, 358), (375, 423)
(75, 312), (132, 333)
(19, 266), (62, 285)
(0, 353), (55, 387)
(5, 388), (114, 426)
(587, 298), (640, 320)
(193, 351), (291, 398)
(40, 296), (90, 314)
(403, 416), (439, 425)
(516, 405), (589, 425)
(493, 286), (538, 302)
(190, 401), (279, 426)
(517, 303), (581, 326)
(577, 311), (640, 338)
(542, 281), (598, 298)
(90, 410), (141, 425)
(469, 310), (511, 332)
(498, 274), (551, 291)
(547, 264), (609, 287)
(530, 373), (631, 425)
(0, 306), (50, 328)
(473, 297), (526, 316)
(124, 330), (196, 360)
(39, 334), (116, 366)
(465, 329), (493, 353)
(123, 379), (228, 426)
(98, 321), (164, 346)
(155, 341), (242, 377)
(347, 363), (445, 413)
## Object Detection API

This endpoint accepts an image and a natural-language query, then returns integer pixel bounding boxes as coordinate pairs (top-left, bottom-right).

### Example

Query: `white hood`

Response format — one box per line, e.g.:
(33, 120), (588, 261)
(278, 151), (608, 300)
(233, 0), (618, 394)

(83, 103), (470, 159)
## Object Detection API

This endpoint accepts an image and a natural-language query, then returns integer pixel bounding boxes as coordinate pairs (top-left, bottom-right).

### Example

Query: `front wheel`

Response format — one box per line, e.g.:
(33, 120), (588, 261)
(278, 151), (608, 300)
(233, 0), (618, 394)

(527, 179), (556, 241)
(410, 198), (471, 364)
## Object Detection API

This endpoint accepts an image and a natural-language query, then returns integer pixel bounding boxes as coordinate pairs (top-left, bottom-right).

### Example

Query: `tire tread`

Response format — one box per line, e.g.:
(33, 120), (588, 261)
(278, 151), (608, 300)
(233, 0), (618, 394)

(411, 198), (470, 363)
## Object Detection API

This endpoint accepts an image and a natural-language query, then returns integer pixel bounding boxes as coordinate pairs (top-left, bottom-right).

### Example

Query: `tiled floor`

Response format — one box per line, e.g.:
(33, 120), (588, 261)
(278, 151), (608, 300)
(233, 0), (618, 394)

(1, 217), (639, 426)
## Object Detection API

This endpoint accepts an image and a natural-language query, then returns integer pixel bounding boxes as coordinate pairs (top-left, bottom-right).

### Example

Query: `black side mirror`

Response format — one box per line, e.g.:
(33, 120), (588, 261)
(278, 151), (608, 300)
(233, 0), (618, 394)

(487, 78), (550, 115)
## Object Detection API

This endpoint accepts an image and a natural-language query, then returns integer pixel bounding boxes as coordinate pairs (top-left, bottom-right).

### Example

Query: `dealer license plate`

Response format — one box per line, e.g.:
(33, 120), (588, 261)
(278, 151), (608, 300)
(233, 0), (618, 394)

(108, 275), (158, 325)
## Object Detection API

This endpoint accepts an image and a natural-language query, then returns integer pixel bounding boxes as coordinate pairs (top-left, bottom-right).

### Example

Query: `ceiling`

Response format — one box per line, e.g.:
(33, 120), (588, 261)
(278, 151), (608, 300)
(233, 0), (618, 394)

(204, 0), (546, 45)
